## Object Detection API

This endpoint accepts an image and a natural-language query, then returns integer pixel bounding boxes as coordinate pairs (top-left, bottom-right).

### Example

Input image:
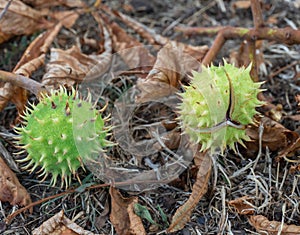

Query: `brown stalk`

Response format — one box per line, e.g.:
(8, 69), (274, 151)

(177, 0), (299, 67)
(177, 26), (300, 65)
(0, 70), (45, 96)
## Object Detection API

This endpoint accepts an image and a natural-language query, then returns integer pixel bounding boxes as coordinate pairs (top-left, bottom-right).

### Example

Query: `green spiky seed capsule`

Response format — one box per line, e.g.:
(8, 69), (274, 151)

(178, 62), (264, 152)
(15, 87), (111, 187)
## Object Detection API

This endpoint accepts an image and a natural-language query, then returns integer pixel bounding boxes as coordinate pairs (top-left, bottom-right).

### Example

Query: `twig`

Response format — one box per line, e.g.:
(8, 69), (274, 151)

(177, 26), (300, 45)
(180, 26), (300, 66)
(0, 70), (46, 96)
(250, 0), (264, 28)
(5, 178), (172, 225)
(249, 0), (263, 80)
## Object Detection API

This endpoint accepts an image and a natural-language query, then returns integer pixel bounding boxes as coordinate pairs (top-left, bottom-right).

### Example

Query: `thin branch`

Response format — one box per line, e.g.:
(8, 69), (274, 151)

(178, 26), (300, 65)
(0, 70), (46, 96)
(202, 32), (226, 66)
(176, 26), (300, 45)
(250, 0), (264, 28)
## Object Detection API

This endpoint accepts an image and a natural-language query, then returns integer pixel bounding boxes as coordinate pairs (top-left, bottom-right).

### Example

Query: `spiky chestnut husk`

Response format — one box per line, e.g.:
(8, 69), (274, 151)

(15, 87), (112, 187)
(178, 62), (264, 152)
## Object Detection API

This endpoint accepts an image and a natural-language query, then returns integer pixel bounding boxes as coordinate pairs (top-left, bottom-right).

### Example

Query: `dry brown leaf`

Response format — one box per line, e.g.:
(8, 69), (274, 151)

(128, 198), (147, 235)
(14, 22), (64, 71)
(244, 116), (299, 157)
(32, 210), (99, 235)
(42, 13), (112, 88)
(109, 187), (145, 235)
(0, 0), (52, 44)
(277, 136), (300, 161)
(100, 11), (155, 72)
(0, 156), (32, 212)
(167, 151), (212, 233)
(135, 43), (186, 103)
(0, 82), (28, 119)
(0, 22), (63, 114)
(50, 10), (81, 29)
(228, 196), (255, 215)
(249, 215), (300, 235)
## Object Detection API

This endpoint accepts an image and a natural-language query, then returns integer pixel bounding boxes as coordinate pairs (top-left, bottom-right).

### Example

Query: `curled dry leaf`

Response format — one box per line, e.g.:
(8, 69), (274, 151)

(0, 21), (65, 114)
(167, 151), (212, 233)
(0, 0), (52, 44)
(249, 215), (300, 235)
(128, 199), (147, 235)
(244, 116), (299, 158)
(99, 11), (155, 72)
(110, 187), (146, 235)
(42, 13), (112, 88)
(0, 156), (32, 212)
(32, 210), (99, 235)
(50, 10), (81, 29)
(136, 42), (191, 103)
(228, 196), (255, 215)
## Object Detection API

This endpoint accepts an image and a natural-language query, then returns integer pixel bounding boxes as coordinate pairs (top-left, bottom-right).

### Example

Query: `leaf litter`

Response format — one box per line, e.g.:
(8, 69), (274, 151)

(0, 0), (300, 234)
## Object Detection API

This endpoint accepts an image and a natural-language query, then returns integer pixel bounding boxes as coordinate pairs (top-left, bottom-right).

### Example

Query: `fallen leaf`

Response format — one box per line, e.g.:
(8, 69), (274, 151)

(167, 151), (212, 233)
(0, 156), (32, 212)
(0, 22), (65, 115)
(0, 0), (52, 44)
(277, 136), (300, 161)
(136, 43), (186, 103)
(244, 116), (299, 157)
(42, 13), (112, 88)
(249, 215), (300, 235)
(128, 201), (147, 235)
(109, 187), (145, 235)
(32, 210), (98, 235)
(99, 11), (155, 72)
(228, 196), (255, 215)
(50, 10), (81, 29)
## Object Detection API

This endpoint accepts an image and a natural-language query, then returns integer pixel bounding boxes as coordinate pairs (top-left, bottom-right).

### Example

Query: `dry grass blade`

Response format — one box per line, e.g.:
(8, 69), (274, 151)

(167, 151), (212, 233)
(249, 215), (300, 235)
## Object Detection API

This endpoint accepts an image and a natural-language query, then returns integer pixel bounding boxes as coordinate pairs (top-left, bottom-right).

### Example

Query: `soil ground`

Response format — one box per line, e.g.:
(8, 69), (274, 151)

(1, 0), (300, 234)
